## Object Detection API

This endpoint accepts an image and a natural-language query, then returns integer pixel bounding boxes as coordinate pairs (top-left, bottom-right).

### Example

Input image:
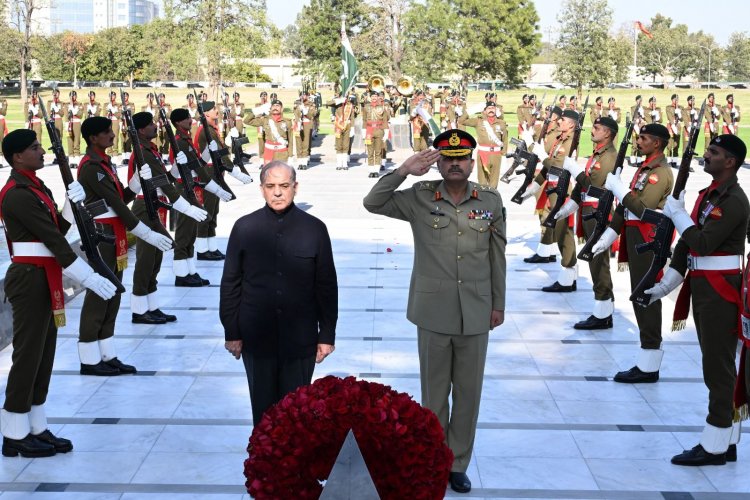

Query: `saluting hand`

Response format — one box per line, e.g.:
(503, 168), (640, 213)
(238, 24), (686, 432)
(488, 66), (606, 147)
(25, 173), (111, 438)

(396, 149), (441, 177)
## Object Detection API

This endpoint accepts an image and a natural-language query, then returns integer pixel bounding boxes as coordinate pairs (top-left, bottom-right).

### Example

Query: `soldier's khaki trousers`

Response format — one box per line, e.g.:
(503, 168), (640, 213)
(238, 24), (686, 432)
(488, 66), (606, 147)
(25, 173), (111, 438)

(30, 122), (42, 144)
(704, 130), (718, 152)
(667, 132), (680, 158)
(476, 152), (502, 189)
(68, 122), (81, 155)
(581, 205), (612, 300)
(80, 226), (123, 343)
(295, 123), (313, 160)
(547, 192), (576, 268)
(132, 199), (169, 297)
(334, 128), (351, 154)
(107, 121), (120, 156)
(626, 225), (662, 349)
(417, 327), (488, 473)
(413, 136), (428, 153)
(197, 167), (220, 238)
(367, 130), (384, 166)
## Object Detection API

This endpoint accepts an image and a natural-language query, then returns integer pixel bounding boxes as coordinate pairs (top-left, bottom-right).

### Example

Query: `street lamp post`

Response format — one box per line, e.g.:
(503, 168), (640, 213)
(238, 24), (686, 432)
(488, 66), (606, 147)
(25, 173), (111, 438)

(698, 45), (715, 87)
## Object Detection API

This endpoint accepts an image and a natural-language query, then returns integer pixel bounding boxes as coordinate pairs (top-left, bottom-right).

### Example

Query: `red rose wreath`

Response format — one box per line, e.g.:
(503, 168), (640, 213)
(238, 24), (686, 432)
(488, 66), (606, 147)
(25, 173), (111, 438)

(244, 375), (453, 499)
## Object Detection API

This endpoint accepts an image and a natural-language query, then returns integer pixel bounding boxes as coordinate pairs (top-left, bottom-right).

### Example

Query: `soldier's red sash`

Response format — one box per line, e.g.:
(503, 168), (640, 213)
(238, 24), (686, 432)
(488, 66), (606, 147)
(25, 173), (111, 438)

(0, 176), (66, 326)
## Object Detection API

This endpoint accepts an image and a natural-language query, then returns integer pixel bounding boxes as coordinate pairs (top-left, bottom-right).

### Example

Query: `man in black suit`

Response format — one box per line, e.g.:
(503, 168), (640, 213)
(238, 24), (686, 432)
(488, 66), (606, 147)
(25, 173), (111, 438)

(219, 161), (338, 425)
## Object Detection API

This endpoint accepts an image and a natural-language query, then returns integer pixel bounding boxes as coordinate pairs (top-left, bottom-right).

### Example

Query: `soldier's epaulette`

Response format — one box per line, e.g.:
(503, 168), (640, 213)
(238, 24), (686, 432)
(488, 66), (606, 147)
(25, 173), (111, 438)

(472, 182), (501, 197)
(415, 181), (437, 191)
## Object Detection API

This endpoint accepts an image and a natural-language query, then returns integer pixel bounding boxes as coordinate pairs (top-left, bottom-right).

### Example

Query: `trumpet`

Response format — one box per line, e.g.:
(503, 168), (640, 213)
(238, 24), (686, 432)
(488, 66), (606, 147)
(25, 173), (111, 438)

(369, 74), (385, 93)
(396, 76), (414, 97)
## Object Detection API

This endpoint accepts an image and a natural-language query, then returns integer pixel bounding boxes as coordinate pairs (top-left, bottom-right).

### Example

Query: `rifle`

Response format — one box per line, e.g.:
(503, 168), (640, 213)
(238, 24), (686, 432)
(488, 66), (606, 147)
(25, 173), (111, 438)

(500, 138), (528, 184)
(220, 87), (251, 175)
(39, 100), (125, 294)
(536, 96), (557, 142)
(532, 92), (546, 120)
(193, 89), (237, 200)
(542, 94), (589, 227)
(157, 107), (201, 207)
(119, 88), (173, 221)
(577, 114), (635, 261)
(630, 100), (706, 307)
(508, 138), (540, 204)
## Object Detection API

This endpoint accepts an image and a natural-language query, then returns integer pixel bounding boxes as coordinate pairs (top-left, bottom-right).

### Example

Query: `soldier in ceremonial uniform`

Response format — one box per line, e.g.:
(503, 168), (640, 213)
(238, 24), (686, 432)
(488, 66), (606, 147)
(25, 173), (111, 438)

(244, 99), (294, 166)
(104, 91), (122, 157)
(410, 94), (431, 153)
(458, 101), (507, 188)
(24, 91), (42, 143)
(363, 91), (390, 177)
(590, 123), (674, 382)
(156, 93), (171, 155)
(721, 94), (740, 136)
(254, 91), (269, 157)
(558, 95), (567, 109)
(0, 98), (7, 166)
(85, 91), (100, 119)
(293, 92), (317, 170)
(231, 92), (245, 137)
(363, 130), (506, 494)
(184, 94), (200, 139)
(521, 109), (579, 291)
(66, 91), (84, 161)
(0, 129), (117, 457)
(445, 93), (462, 131)
(126, 112), (208, 320)
(590, 96), (604, 125)
(665, 94), (683, 164)
(517, 94), (532, 138)
(630, 95), (646, 164)
(169, 108), (233, 285)
(120, 92), (135, 162)
(568, 95), (579, 112)
(684, 95), (700, 142)
(141, 93), (157, 118)
(555, 117), (619, 328)
(331, 94), (357, 170)
(645, 96), (661, 125)
(76, 117), (173, 374)
(706, 93), (721, 150)
(646, 135), (749, 465)
(607, 97), (621, 124)
(46, 90), (64, 140)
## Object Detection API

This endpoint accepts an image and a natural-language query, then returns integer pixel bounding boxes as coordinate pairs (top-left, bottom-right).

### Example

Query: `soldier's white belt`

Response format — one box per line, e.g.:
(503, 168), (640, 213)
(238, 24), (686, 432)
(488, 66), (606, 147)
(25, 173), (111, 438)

(476, 145), (502, 153)
(687, 254), (742, 271)
(94, 207), (118, 219)
(264, 143), (288, 151)
(12, 242), (54, 258)
(301, 118), (312, 123)
(30, 118), (42, 123)
(625, 209), (661, 221)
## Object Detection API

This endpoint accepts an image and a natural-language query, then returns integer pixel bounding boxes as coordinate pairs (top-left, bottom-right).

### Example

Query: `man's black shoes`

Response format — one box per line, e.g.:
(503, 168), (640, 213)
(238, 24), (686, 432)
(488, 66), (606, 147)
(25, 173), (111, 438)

(524, 254), (556, 264)
(105, 357), (137, 374)
(175, 275), (203, 287)
(449, 471), (471, 493)
(542, 281), (577, 293)
(613, 366), (659, 383)
(151, 309), (176, 322)
(33, 430), (73, 453)
(574, 315), (613, 330)
(671, 444), (726, 466)
(80, 360), (121, 376)
(2, 435), (56, 458)
(197, 250), (224, 261)
(132, 312), (167, 324)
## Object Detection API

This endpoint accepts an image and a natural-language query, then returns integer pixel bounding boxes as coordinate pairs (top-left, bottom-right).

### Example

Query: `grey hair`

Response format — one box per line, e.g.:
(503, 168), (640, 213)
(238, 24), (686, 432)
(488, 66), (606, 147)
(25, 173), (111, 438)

(259, 161), (297, 184)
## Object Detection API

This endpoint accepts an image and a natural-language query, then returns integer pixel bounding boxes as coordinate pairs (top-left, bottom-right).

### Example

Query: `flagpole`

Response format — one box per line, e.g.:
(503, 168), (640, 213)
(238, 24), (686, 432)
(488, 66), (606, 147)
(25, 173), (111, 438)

(633, 23), (638, 84)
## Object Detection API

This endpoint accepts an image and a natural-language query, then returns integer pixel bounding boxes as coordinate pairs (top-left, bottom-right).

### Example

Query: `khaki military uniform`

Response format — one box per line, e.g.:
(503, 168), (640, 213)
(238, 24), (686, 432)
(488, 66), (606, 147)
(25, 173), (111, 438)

(253, 100), (269, 155)
(65, 101), (84, 156)
(606, 105), (622, 124)
(705, 102), (721, 150)
(516, 104), (533, 136)
(363, 172), (507, 473)
(631, 103), (646, 157)
(196, 124), (234, 242)
(590, 105), (605, 126)
(410, 103), (431, 153)
(231, 100), (245, 136)
(458, 114), (507, 188)
(665, 104), (683, 157)
(333, 100), (357, 155)
(362, 103), (390, 169)
(532, 123), (560, 249)
(670, 176), (749, 432)
(645, 105), (662, 125)
(608, 153), (673, 350)
(243, 111), (294, 165)
(684, 105), (700, 142)
(85, 100), (101, 118)
(120, 102), (136, 153)
(104, 100), (122, 156)
(156, 103), (172, 155)
(24, 101), (43, 143)
(721, 104), (741, 135)
(46, 99), (65, 141)
(293, 100), (317, 165)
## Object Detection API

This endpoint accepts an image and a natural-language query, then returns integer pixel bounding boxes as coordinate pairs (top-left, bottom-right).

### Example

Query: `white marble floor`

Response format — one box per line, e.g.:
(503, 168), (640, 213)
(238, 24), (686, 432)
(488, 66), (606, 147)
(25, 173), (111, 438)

(0, 140), (749, 499)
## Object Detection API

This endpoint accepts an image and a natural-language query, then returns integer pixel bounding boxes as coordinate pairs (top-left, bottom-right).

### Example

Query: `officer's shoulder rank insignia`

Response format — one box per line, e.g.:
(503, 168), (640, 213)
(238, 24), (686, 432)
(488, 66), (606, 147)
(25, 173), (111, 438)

(97, 172), (105, 182)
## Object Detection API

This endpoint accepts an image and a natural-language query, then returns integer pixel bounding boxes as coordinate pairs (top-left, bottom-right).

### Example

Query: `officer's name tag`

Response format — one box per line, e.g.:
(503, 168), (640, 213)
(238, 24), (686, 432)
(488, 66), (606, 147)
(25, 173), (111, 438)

(742, 313), (750, 342)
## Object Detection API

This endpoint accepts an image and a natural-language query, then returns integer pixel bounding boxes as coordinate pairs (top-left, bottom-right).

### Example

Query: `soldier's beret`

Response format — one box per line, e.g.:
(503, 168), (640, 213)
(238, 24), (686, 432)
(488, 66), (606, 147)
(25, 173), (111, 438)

(132, 111), (153, 129)
(561, 109), (579, 121)
(670, 94), (678, 100)
(202, 101), (216, 112)
(53, 89), (60, 94)
(595, 96), (603, 103)
(608, 97), (615, 103)
(270, 93), (278, 99)
(648, 96), (656, 103)
(70, 91), (77, 98)
(81, 117), (112, 141)
(186, 93), (194, 100)
(233, 92), (240, 98)
(88, 91), (96, 97)
(1, 129), (36, 162)
(522, 94), (528, 99)
(260, 91), (268, 97)
(635, 95), (641, 101)
(687, 95), (694, 101)
(271, 99), (283, 107)
(487, 92), (496, 98)
(170, 108), (190, 123)
(433, 129), (476, 157)
(146, 93), (154, 99)
(123, 92), (130, 98)
(550, 106), (563, 117)
(484, 101), (496, 109)
(712, 134), (746, 164)
(158, 93), (165, 99)
(727, 93), (734, 100)
(594, 116), (618, 135)
(569, 95), (576, 100)
(109, 90), (116, 97)
(529, 94), (536, 100)
(640, 123), (670, 141)
(708, 92), (715, 99)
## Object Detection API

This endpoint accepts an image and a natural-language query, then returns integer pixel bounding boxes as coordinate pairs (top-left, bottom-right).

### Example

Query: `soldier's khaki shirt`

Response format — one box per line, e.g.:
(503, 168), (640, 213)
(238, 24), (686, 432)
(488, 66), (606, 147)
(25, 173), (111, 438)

(243, 111), (294, 146)
(645, 106), (662, 124)
(571, 140), (618, 204)
(606, 106), (622, 123)
(666, 104), (683, 135)
(610, 153), (673, 233)
(363, 172), (507, 335)
(458, 115), (507, 151)
(721, 104), (741, 128)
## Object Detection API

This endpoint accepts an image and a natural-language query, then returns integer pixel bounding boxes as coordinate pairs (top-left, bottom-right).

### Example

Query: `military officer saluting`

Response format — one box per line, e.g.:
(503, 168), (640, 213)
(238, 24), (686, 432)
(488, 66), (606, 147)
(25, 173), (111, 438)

(665, 94), (683, 166)
(721, 94), (740, 135)
(0, 129), (116, 457)
(555, 116), (619, 328)
(591, 123), (674, 382)
(646, 135), (749, 465)
(244, 99), (294, 166)
(458, 101), (507, 188)
(607, 97), (621, 124)
(364, 130), (506, 494)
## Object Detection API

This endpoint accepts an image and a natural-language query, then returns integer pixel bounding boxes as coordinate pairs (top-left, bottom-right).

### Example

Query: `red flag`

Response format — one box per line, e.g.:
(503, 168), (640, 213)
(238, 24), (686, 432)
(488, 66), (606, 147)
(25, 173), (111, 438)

(635, 21), (653, 39)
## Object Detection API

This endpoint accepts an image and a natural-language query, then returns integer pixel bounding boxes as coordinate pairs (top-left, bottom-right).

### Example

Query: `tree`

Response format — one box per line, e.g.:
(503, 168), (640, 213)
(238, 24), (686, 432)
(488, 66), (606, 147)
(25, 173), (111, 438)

(608, 30), (633, 83)
(7, 0), (48, 103)
(725, 32), (750, 81)
(220, 61), (272, 83)
(686, 31), (723, 83)
(60, 32), (92, 85)
(281, 25), (304, 58)
(636, 15), (692, 84)
(554, 0), (613, 91)
(79, 26), (149, 86)
(0, 24), (21, 79)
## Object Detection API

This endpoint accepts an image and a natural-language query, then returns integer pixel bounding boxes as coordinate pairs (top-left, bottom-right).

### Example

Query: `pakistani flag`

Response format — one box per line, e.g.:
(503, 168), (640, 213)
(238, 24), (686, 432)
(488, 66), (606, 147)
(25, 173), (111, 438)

(340, 15), (359, 96)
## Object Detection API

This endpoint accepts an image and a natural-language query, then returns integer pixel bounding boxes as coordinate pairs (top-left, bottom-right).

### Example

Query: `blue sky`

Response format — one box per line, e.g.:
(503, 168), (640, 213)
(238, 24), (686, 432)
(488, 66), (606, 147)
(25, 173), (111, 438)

(267, 0), (748, 45)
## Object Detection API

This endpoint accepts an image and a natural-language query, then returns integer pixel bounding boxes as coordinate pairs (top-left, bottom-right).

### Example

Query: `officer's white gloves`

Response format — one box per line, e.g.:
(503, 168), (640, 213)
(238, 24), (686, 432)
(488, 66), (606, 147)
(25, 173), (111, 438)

(67, 181), (85, 203)
(172, 196), (208, 222)
(175, 151), (188, 165)
(520, 182), (541, 201)
(554, 199), (579, 220)
(204, 180), (233, 202)
(663, 190), (694, 235)
(130, 221), (173, 251)
(644, 267), (683, 304)
(209, 140), (219, 152)
(229, 168), (253, 184)
(562, 156), (584, 179)
(128, 164), (152, 194)
(604, 168), (629, 201)
(534, 143), (548, 162)
(252, 103), (270, 116)
(591, 227), (618, 257)
(63, 257), (117, 300)
(229, 127), (239, 139)
(521, 129), (534, 147)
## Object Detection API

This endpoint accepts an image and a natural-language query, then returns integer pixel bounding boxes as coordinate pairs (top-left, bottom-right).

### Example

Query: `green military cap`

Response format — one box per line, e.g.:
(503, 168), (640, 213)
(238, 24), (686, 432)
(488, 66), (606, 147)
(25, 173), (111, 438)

(132, 111), (153, 129)
(640, 123), (669, 141)
(170, 108), (190, 122)
(561, 109), (579, 121)
(550, 106), (563, 117)
(202, 101), (216, 112)
(2, 129), (36, 162)
(81, 116), (111, 139)
(594, 116), (618, 134)
(433, 129), (476, 157)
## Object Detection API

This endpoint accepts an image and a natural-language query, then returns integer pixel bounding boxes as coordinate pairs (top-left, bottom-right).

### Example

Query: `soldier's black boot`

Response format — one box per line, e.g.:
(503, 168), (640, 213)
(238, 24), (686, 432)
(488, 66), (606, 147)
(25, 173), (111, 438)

(175, 274), (203, 287)
(151, 309), (177, 323)
(33, 430), (73, 453)
(727, 444), (737, 462)
(190, 273), (210, 286)
(541, 281), (577, 293)
(524, 254), (556, 264)
(80, 360), (121, 376)
(671, 445), (726, 466)
(613, 366), (659, 383)
(104, 357), (137, 374)
(131, 312), (167, 324)
(573, 315), (613, 330)
(2, 435), (56, 458)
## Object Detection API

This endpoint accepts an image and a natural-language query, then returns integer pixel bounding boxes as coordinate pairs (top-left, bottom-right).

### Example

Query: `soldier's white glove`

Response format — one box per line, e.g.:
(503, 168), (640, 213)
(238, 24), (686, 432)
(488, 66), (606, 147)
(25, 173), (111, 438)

(131, 221), (173, 251)
(252, 104), (270, 116)
(172, 196), (208, 222)
(455, 107), (463, 117)
(175, 151), (188, 165)
(229, 127), (239, 138)
(333, 97), (345, 105)
(644, 267), (683, 304)
(562, 156), (584, 179)
(63, 257), (117, 300)
(67, 181), (86, 203)
(604, 168), (629, 201)
(533, 143), (548, 162)
(204, 179), (233, 202)
(228, 167), (253, 184)
(520, 182), (541, 201)
(591, 227), (618, 257)
(140, 163), (152, 180)
(128, 164), (151, 193)
(663, 191), (694, 235)
(608, 110), (618, 121)
(554, 199), (579, 220)
(209, 140), (219, 152)
(712, 105), (720, 116)
(521, 129), (534, 147)
(732, 108), (739, 118)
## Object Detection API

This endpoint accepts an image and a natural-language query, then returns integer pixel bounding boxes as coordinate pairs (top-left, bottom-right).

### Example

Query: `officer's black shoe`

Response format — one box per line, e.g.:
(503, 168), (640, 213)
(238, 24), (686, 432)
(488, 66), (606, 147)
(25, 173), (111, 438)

(449, 471), (471, 493)
(542, 281), (577, 293)
(105, 357), (137, 374)
(80, 360), (121, 376)
(573, 315), (613, 330)
(671, 444), (726, 466)
(196, 251), (223, 261)
(131, 312), (167, 324)
(727, 444), (737, 462)
(151, 309), (177, 322)
(210, 249), (225, 260)
(2, 435), (56, 458)
(190, 273), (210, 286)
(175, 274), (203, 287)
(523, 254), (556, 264)
(613, 366), (659, 383)
(33, 429), (73, 453)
